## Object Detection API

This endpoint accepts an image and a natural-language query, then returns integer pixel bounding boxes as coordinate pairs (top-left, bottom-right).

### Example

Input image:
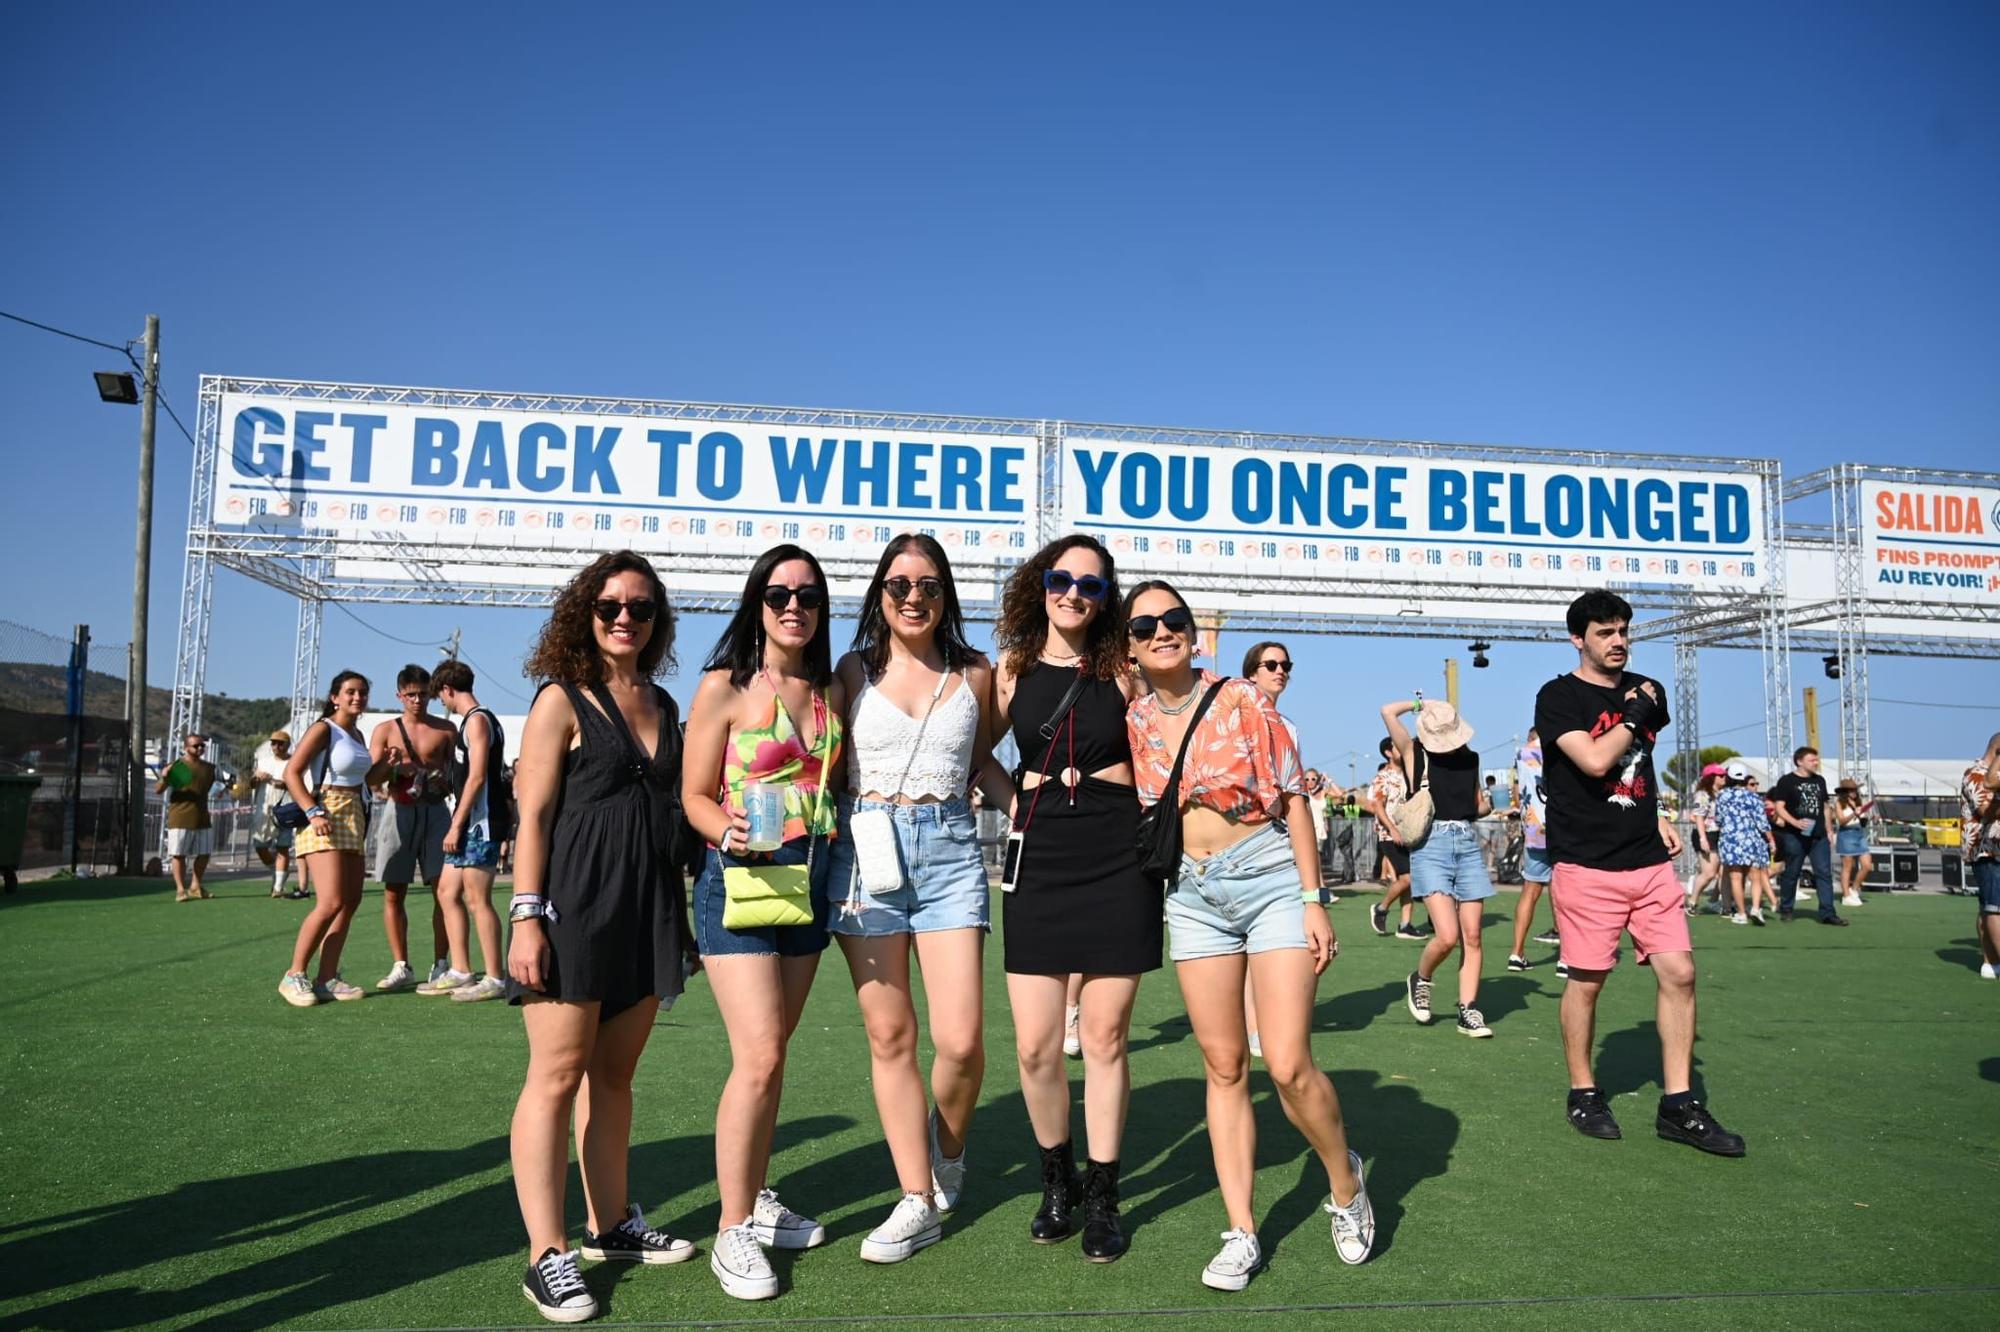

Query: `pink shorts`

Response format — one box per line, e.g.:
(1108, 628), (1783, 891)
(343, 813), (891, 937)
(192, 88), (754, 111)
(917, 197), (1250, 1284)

(1549, 861), (1691, 972)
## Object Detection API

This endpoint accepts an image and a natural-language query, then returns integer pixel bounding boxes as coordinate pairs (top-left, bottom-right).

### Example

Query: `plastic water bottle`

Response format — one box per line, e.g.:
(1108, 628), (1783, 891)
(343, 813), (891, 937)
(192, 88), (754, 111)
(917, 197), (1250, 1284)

(744, 781), (788, 852)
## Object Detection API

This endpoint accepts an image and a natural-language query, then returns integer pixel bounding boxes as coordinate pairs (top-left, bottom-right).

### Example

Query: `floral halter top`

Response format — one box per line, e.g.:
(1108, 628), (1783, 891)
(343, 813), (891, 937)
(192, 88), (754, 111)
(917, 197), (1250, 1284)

(716, 682), (843, 843)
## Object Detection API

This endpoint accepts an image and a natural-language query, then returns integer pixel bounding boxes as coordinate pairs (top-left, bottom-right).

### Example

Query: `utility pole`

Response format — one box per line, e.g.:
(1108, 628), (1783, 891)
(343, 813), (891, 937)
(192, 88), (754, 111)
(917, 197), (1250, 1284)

(125, 314), (158, 875)
(1803, 685), (1820, 753)
(1444, 656), (1460, 709)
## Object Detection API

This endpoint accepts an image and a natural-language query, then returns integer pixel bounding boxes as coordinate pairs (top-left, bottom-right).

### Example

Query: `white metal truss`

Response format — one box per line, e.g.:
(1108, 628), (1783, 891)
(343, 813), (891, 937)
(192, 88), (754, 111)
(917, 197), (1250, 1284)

(1758, 467), (1793, 771)
(288, 554), (323, 731)
(1673, 619), (1700, 800)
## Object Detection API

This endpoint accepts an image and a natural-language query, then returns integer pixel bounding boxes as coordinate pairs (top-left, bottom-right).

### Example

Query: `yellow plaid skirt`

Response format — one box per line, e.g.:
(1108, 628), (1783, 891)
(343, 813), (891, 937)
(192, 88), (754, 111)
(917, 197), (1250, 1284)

(295, 786), (368, 856)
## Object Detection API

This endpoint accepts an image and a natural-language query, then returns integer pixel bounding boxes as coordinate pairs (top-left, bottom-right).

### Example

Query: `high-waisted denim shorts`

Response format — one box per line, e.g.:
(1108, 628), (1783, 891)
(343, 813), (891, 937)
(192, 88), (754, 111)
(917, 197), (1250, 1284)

(827, 795), (990, 937)
(1410, 820), (1496, 902)
(692, 835), (834, 958)
(1165, 823), (1307, 962)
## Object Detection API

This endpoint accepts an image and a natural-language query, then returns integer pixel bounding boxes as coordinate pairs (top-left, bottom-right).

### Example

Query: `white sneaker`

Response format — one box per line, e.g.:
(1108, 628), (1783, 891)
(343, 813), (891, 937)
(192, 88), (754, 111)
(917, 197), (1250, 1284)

(1247, 1030), (1263, 1060)
(710, 1223), (778, 1300)
(1842, 892), (1863, 906)
(859, 1191), (941, 1263)
(751, 1187), (826, 1249)
(1980, 962), (1998, 980)
(1730, 912), (1749, 925)
(417, 968), (474, 996)
(320, 974), (364, 1001)
(426, 957), (450, 985)
(1062, 1004), (1082, 1059)
(928, 1109), (966, 1212)
(377, 960), (417, 992)
(278, 972), (321, 1007)
(1325, 1150), (1376, 1264)
(450, 975), (508, 1003)
(1200, 1228), (1262, 1291)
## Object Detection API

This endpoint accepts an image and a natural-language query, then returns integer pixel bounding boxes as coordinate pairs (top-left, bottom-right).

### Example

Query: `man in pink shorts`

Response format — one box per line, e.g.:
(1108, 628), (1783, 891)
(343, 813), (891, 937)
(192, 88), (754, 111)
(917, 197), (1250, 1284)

(1534, 590), (1744, 1157)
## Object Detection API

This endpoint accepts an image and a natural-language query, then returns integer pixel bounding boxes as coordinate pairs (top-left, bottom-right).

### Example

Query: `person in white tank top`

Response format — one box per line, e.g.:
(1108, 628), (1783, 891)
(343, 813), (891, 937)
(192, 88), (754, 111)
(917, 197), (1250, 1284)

(828, 534), (1016, 1265)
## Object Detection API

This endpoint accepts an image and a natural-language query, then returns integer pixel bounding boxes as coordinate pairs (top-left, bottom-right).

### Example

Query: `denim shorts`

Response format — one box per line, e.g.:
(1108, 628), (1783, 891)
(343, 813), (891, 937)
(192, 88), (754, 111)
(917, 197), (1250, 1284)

(1974, 858), (2000, 916)
(1410, 820), (1496, 902)
(827, 796), (990, 937)
(444, 833), (499, 870)
(1165, 823), (1307, 962)
(1522, 845), (1553, 884)
(1835, 827), (1869, 858)
(693, 836), (834, 957)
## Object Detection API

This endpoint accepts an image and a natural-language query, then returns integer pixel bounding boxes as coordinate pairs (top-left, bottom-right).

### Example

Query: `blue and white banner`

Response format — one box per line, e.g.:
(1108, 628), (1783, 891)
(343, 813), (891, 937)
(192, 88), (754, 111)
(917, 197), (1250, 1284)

(212, 393), (1036, 563)
(1861, 480), (2000, 607)
(1061, 440), (1767, 592)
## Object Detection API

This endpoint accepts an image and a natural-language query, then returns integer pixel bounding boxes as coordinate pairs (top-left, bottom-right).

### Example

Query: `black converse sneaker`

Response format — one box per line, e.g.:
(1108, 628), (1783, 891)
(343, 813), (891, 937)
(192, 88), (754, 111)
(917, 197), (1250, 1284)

(1656, 1098), (1746, 1157)
(1455, 1005), (1493, 1038)
(1370, 904), (1389, 936)
(1505, 954), (1531, 972)
(1566, 1088), (1620, 1140)
(580, 1203), (696, 1264)
(1404, 971), (1433, 1025)
(523, 1247), (597, 1323)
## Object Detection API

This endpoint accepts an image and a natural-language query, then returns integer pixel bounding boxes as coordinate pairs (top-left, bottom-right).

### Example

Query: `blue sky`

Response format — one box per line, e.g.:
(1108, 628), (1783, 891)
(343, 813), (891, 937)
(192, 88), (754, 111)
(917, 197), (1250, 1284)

(3, 2), (1995, 771)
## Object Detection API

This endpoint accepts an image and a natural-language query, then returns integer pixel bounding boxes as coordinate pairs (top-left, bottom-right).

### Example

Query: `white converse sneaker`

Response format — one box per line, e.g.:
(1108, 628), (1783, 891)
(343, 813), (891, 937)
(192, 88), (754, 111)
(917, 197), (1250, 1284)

(1980, 962), (1998, 980)
(928, 1109), (966, 1212)
(751, 1187), (826, 1249)
(1063, 1004), (1082, 1059)
(1842, 892), (1863, 906)
(1325, 1150), (1375, 1264)
(710, 1223), (778, 1300)
(522, 1246), (597, 1323)
(859, 1191), (942, 1263)
(1730, 912), (1749, 925)
(450, 975), (508, 1003)
(377, 960), (417, 992)
(416, 968), (473, 996)
(1200, 1228), (1262, 1291)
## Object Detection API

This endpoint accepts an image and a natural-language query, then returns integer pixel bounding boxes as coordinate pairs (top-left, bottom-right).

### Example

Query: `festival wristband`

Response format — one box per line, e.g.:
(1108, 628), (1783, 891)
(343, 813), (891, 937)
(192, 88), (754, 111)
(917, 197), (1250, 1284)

(305, 805), (328, 821)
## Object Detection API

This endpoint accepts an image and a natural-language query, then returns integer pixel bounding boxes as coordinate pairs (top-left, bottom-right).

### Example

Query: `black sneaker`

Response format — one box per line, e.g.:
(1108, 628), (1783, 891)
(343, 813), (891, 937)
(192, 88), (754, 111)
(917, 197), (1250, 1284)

(1506, 954), (1531, 972)
(1532, 929), (1561, 946)
(580, 1204), (696, 1264)
(1656, 1098), (1746, 1157)
(1395, 923), (1424, 940)
(1566, 1089), (1620, 1140)
(1404, 971), (1433, 1025)
(523, 1246), (598, 1323)
(1778, 910), (1795, 923)
(1370, 904), (1389, 937)
(1554, 961), (1571, 980)
(1414, 921), (1436, 938)
(1818, 914), (1849, 927)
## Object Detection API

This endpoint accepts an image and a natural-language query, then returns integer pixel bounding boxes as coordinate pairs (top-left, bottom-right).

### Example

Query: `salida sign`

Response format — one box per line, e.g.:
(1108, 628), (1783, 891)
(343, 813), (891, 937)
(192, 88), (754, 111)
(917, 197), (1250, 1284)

(1861, 480), (2000, 605)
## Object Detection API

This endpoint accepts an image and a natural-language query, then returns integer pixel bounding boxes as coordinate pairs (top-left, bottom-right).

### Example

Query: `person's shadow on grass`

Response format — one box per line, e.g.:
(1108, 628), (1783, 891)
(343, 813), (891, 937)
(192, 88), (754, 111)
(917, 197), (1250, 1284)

(1935, 946), (1984, 972)
(1312, 977), (1409, 1033)
(1, 1115), (851, 1331)
(1595, 1021), (1707, 1102)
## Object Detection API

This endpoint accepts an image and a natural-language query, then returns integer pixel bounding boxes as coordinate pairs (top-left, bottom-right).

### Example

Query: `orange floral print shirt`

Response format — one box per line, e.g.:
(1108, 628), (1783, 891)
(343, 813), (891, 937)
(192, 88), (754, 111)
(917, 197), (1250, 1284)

(1127, 673), (1304, 824)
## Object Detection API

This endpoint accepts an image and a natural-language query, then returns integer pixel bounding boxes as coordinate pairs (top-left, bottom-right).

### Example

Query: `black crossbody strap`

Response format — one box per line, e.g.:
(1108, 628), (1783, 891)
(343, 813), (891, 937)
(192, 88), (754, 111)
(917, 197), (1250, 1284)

(1037, 667), (1091, 741)
(1162, 679), (1229, 810)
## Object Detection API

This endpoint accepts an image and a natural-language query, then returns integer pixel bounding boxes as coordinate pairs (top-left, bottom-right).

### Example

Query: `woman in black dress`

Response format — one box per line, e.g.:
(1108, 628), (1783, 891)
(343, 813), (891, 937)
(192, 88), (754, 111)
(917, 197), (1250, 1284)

(508, 551), (698, 1323)
(993, 534), (1160, 1262)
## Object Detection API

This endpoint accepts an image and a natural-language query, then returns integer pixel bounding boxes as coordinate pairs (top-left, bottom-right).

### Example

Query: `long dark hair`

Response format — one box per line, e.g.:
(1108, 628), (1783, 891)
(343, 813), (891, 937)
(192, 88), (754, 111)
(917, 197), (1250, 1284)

(995, 534), (1125, 682)
(320, 670), (370, 719)
(701, 544), (835, 689)
(523, 550), (677, 685)
(851, 533), (978, 680)
(1121, 578), (1193, 621)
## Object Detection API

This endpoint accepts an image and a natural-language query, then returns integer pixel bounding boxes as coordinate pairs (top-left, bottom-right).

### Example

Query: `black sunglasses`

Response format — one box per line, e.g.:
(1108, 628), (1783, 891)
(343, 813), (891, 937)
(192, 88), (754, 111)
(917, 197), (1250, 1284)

(761, 585), (826, 612)
(1256, 658), (1295, 674)
(882, 575), (945, 603)
(1043, 570), (1109, 601)
(592, 598), (658, 624)
(1127, 607), (1197, 640)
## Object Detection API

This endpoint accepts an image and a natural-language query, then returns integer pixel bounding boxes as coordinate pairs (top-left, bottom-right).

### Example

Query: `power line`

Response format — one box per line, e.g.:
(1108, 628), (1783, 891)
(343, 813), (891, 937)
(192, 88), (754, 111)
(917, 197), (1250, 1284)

(455, 652), (534, 706)
(0, 306), (134, 354)
(329, 601), (450, 648)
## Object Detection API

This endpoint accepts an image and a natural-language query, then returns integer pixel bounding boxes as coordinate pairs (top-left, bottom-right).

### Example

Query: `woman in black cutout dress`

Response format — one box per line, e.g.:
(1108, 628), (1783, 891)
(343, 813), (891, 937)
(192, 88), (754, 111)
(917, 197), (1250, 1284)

(507, 551), (698, 1324)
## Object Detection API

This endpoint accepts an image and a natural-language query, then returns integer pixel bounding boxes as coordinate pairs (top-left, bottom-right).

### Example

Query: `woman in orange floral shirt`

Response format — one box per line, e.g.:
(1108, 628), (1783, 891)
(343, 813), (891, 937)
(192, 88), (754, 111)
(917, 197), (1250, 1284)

(1123, 579), (1373, 1292)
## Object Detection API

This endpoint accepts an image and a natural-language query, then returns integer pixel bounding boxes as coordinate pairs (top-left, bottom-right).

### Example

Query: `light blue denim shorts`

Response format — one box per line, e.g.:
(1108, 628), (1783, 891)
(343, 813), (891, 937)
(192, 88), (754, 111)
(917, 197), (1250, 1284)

(827, 795), (990, 937)
(1411, 820), (1497, 902)
(1522, 845), (1553, 884)
(1166, 823), (1308, 962)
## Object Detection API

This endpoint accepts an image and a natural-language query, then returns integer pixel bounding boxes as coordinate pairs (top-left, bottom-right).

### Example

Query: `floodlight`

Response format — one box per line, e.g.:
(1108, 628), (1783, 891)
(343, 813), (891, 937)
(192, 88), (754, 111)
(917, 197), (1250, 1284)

(94, 371), (139, 404)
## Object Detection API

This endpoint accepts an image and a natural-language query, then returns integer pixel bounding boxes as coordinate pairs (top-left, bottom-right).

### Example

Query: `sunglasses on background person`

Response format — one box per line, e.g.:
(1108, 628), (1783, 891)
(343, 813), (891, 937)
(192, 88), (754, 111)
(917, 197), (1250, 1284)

(1255, 657), (1294, 675)
(883, 575), (945, 602)
(1042, 570), (1109, 601)
(1127, 607), (1197, 639)
(762, 585), (827, 611)
(592, 598), (658, 624)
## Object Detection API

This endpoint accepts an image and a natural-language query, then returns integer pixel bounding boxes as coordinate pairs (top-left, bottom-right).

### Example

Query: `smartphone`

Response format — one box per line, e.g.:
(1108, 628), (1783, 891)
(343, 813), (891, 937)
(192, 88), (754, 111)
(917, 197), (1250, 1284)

(1000, 830), (1024, 893)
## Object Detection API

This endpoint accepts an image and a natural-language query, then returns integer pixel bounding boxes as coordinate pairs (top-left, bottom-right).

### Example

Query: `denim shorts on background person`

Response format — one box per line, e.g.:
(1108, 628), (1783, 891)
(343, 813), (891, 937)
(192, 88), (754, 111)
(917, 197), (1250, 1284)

(1410, 820), (1497, 902)
(1835, 827), (1869, 858)
(1974, 858), (2000, 916)
(827, 796), (989, 937)
(1166, 822), (1307, 962)
(1522, 845), (1553, 884)
(693, 835), (834, 957)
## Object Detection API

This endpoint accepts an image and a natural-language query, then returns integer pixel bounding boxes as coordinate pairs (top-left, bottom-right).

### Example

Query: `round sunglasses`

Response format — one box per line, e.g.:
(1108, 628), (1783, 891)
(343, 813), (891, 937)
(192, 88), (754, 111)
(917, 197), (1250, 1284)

(1127, 607), (1197, 639)
(592, 598), (658, 624)
(761, 584), (826, 612)
(882, 575), (945, 603)
(1043, 569), (1109, 601)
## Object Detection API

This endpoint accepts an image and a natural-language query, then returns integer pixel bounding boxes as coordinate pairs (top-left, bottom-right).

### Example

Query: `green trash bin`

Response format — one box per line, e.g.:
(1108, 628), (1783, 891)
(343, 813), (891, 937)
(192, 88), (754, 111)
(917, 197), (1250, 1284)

(0, 774), (43, 892)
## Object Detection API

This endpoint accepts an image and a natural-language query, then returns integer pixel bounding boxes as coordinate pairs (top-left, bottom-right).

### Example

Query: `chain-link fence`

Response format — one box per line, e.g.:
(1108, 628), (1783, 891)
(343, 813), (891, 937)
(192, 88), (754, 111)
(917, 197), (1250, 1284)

(0, 619), (133, 874)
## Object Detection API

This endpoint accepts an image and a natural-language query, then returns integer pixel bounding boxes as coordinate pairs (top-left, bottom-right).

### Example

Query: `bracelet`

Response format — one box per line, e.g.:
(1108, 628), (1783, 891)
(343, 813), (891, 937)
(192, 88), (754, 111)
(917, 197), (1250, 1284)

(305, 805), (327, 820)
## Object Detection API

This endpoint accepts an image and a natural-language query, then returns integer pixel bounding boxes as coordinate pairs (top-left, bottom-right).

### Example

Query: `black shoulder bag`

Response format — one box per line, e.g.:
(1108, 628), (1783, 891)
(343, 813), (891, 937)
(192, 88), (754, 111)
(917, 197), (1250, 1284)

(1134, 678), (1230, 889)
(271, 721), (331, 830)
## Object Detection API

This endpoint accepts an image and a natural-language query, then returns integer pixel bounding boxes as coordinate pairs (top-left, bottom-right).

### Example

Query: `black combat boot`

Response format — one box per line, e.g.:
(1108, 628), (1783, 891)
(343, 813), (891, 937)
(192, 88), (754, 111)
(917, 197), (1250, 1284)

(1030, 1140), (1082, 1242)
(1080, 1157), (1128, 1262)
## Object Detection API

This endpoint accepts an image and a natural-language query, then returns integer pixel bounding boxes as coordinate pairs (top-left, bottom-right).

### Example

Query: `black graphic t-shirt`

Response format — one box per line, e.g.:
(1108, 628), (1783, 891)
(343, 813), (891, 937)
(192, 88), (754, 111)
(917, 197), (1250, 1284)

(1767, 772), (1829, 841)
(1534, 671), (1671, 871)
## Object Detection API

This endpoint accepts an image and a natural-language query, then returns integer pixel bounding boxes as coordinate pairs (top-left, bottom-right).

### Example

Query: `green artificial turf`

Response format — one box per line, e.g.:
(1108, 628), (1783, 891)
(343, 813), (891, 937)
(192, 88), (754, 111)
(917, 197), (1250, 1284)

(1, 876), (1996, 1331)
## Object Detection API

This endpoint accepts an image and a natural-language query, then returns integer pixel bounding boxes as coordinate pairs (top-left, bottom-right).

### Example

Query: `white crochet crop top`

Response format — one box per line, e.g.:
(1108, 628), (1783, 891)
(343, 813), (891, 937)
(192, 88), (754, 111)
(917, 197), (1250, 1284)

(847, 673), (979, 801)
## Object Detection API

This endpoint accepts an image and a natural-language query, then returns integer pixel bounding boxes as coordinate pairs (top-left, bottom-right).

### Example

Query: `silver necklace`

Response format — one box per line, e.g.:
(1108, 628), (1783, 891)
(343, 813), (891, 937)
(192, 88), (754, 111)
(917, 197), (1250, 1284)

(1154, 685), (1199, 715)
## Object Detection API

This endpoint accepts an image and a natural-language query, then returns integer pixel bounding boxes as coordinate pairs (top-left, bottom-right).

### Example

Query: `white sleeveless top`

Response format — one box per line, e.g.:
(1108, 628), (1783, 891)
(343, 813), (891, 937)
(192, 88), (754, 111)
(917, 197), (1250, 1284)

(848, 673), (979, 801)
(315, 720), (374, 786)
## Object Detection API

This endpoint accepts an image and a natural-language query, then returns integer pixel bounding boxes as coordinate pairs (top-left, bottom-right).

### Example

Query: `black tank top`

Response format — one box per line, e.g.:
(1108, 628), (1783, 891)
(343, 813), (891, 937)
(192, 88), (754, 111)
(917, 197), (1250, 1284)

(1012, 663), (1132, 777)
(1410, 744), (1482, 821)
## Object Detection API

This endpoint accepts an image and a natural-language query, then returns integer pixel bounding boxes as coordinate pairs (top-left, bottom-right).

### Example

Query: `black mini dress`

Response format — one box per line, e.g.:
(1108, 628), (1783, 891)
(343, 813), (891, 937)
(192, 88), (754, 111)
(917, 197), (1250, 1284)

(1003, 663), (1163, 976)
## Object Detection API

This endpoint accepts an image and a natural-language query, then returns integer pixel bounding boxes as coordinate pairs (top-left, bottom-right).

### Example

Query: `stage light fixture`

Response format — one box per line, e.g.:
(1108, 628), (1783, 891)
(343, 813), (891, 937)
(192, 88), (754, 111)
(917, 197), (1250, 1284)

(1470, 641), (1492, 669)
(94, 371), (139, 404)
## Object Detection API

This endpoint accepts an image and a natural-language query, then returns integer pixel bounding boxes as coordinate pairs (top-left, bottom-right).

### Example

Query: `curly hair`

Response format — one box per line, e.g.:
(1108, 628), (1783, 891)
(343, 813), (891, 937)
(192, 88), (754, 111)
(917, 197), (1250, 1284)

(850, 533), (978, 681)
(523, 550), (677, 686)
(995, 534), (1126, 681)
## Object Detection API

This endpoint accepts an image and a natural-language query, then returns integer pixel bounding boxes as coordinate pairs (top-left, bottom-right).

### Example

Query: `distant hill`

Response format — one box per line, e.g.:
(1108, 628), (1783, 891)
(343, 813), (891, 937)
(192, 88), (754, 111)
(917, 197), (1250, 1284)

(0, 662), (288, 766)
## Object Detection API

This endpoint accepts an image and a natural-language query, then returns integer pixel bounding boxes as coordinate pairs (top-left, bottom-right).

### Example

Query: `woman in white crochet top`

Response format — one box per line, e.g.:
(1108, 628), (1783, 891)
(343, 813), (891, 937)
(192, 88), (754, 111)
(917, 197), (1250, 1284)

(828, 533), (1015, 1265)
